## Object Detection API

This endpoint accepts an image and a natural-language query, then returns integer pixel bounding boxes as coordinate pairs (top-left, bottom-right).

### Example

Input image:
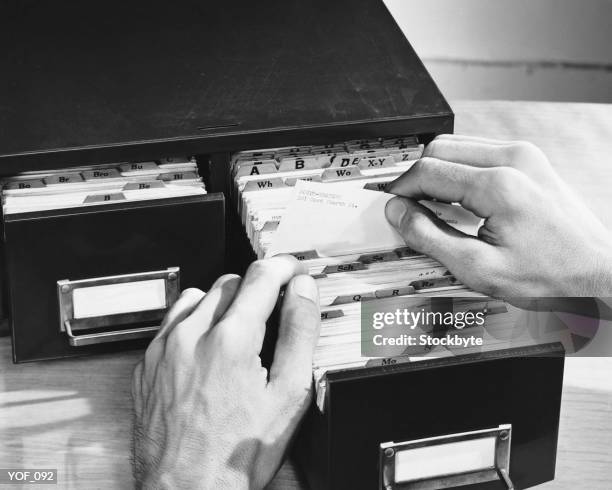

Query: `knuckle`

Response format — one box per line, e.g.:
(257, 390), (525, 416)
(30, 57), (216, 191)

(412, 157), (434, 171)
(180, 287), (205, 302)
(408, 158), (427, 176)
(484, 167), (522, 192)
(506, 141), (540, 163)
(247, 259), (272, 277)
(424, 140), (442, 155)
(180, 288), (204, 302)
(182, 287), (204, 296)
(212, 325), (245, 359)
(164, 321), (195, 353)
(218, 273), (242, 283)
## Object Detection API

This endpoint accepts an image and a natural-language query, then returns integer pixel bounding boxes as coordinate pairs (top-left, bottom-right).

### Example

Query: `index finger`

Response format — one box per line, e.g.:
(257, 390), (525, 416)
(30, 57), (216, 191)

(221, 255), (307, 345)
(386, 157), (495, 218)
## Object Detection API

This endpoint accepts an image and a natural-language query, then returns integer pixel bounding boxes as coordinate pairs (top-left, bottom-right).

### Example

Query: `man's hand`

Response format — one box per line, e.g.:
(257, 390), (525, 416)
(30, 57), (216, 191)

(385, 134), (612, 297)
(132, 255), (320, 489)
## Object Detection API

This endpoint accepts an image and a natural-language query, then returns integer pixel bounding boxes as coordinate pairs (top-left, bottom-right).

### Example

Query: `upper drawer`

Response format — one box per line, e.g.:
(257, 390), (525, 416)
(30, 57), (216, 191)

(3, 193), (225, 362)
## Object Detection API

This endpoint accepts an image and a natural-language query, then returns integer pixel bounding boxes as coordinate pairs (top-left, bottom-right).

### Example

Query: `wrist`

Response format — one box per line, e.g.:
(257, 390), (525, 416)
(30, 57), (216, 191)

(138, 456), (251, 490)
(572, 245), (612, 296)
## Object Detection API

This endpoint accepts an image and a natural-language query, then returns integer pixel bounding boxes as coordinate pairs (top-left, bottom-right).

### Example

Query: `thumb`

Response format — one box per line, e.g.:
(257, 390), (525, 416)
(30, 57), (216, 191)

(268, 274), (320, 399)
(385, 196), (489, 278)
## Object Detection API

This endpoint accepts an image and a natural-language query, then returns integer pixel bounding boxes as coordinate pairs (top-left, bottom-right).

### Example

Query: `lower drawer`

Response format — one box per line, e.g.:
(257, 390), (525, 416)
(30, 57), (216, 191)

(294, 343), (564, 490)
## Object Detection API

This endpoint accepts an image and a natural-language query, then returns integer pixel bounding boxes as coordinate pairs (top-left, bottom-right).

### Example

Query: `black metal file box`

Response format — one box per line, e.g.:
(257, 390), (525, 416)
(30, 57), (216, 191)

(294, 344), (565, 490)
(0, 0), (564, 488)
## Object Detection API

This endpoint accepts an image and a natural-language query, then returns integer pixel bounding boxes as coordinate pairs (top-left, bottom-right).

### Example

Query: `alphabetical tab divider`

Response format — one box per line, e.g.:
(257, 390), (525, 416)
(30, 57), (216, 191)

(278, 156), (326, 172)
(321, 167), (363, 182)
(159, 171), (199, 182)
(374, 286), (416, 298)
(394, 147), (424, 162)
(119, 161), (160, 173)
(321, 262), (367, 275)
(284, 175), (322, 186)
(321, 309), (345, 321)
(82, 168), (121, 181)
(289, 250), (320, 261)
(410, 276), (458, 291)
(236, 162), (278, 178)
(83, 192), (126, 203)
(44, 172), (85, 185)
(158, 156), (192, 165)
(261, 221), (280, 232)
(357, 251), (399, 264)
(363, 182), (390, 192)
(123, 180), (165, 191)
(3, 179), (46, 190)
(329, 155), (361, 168)
(357, 156), (395, 170)
(243, 178), (287, 192)
(331, 291), (376, 305)
(395, 246), (421, 259)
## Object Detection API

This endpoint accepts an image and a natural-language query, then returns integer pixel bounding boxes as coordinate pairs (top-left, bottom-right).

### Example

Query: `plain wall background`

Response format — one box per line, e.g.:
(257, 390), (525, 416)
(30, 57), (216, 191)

(385, 0), (612, 102)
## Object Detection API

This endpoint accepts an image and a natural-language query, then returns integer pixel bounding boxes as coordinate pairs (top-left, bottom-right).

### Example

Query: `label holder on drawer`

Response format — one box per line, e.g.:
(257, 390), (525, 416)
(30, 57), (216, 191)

(57, 267), (180, 346)
(379, 424), (513, 490)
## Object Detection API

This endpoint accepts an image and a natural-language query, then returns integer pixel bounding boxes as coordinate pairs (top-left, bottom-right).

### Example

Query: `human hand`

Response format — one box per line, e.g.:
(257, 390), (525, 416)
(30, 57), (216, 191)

(384, 134), (612, 297)
(132, 256), (320, 489)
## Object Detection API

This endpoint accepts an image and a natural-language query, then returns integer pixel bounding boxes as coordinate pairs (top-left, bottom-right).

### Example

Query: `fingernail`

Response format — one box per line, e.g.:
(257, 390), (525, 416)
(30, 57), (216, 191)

(385, 197), (407, 228)
(292, 274), (318, 303)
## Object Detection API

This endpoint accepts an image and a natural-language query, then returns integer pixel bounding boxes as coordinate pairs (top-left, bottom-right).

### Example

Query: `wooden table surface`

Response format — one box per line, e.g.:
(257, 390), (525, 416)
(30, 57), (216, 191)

(1, 101), (612, 489)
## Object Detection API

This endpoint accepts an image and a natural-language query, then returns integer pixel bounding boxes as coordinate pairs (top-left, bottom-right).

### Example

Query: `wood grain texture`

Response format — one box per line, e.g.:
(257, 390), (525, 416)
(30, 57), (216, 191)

(1, 101), (612, 489)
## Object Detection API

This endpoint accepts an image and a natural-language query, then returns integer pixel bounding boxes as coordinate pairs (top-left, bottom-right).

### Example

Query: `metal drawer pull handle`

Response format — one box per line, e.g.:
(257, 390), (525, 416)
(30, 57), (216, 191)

(63, 322), (160, 347)
(57, 267), (180, 347)
(379, 424), (513, 490)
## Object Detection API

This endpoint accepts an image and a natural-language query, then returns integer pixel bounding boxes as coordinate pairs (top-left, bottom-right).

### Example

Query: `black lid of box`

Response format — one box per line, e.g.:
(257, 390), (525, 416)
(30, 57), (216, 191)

(0, 0), (452, 172)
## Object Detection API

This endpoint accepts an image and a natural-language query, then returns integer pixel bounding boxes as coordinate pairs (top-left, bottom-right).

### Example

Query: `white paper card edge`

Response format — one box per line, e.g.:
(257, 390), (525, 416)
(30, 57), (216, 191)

(394, 436), (496, 483)
(73, 279), (167, 319)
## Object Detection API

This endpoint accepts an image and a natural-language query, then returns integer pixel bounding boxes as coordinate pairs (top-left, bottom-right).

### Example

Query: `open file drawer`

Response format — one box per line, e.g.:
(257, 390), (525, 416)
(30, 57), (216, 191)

(2, 191), (225, 362)
(230, 132), (567, 489)
(294, 343), (564, 490)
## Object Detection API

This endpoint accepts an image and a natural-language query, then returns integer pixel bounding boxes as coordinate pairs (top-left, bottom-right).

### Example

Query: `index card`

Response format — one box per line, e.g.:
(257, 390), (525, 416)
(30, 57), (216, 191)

(266, 180), (482, 258)
(266, 180), (406, 257)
